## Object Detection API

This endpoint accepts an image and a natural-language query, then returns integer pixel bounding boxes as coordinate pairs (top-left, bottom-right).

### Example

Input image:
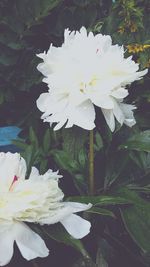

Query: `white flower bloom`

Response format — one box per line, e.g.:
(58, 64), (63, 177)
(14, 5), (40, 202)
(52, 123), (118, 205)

(36, 27), (147, 131)
(0, 152), (92, 266)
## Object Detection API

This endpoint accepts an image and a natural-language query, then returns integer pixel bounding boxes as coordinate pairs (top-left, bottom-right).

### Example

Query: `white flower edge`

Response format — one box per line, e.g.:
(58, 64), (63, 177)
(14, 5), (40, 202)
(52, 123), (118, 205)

(0, 222), (49, 266)
(36, 26), (148, 132)
(0, 152), (92, 265)
(36, 94), (96, 131)
(0, 203), (92, 266)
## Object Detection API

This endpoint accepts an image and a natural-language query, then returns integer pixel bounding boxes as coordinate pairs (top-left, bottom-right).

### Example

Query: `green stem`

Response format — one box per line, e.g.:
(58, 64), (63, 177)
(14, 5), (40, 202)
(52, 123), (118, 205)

(89, 130), (94, 195)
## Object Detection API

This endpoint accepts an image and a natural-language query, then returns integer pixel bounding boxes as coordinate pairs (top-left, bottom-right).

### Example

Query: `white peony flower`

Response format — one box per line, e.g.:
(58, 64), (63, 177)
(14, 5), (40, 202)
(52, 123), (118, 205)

(0, 152), (92, 266)
(36, 27), (148, 131)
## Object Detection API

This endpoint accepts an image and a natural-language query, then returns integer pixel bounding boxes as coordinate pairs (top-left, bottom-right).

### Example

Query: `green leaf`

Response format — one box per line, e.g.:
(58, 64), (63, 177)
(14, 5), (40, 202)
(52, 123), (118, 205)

(67, 195), (131, 206)
(96, 250), (108, 267)
(43, 224), (89, 257)
(0, 45), (19, 66)
(0, 26), (24, 50)
(39, 159), (48, 173)
(15, 0), (62, 29)
(43, 129), (51, 153)
(129, 151), (150, 170)
(62, 127), (88, 160)
(51, 150), (80, 174)
(72, 257), (96, 267)
(22, 145), (34, 174)
(21, 144), (40, 176)
(73, 0), (92, 7)
(12, 139), (28, 150)
(119, 130), (150, 152)
(78, 148), (87, 169)
(95, 131), (103, 151)
(119, 188), (150, 253)
(86, 207), (115, 218)
(104, 151), (129, 188)
(29, 127), (38, 148)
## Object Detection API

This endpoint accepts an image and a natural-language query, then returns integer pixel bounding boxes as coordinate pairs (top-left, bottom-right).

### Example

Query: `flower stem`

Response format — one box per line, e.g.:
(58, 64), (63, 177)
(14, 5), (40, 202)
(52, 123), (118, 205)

(89, 130), (94, 195)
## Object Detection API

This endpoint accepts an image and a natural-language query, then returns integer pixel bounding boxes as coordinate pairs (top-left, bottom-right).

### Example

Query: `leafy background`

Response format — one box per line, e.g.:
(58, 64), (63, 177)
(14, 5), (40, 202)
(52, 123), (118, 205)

(0, 0), (150, 266)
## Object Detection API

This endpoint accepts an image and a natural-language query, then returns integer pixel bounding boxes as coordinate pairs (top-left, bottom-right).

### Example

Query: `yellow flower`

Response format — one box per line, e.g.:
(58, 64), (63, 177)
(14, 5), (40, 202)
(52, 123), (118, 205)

(127, 44), (150, 54)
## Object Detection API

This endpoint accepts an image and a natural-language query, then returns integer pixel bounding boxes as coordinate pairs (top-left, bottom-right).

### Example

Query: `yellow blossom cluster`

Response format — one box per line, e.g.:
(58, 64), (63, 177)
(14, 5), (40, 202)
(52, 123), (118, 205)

(127, 44), (150, 54)
(118, 22), (138, 34)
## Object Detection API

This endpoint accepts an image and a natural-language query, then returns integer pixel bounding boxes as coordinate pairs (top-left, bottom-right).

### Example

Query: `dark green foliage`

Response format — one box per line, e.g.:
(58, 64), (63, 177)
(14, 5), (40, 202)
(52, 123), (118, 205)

(1, 0), (150, 266)
(119, 188), (150, 254)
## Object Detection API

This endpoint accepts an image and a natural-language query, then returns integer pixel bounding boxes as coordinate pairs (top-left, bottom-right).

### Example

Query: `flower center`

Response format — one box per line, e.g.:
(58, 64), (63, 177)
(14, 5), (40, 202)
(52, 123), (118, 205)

(79, 77), (98, 93)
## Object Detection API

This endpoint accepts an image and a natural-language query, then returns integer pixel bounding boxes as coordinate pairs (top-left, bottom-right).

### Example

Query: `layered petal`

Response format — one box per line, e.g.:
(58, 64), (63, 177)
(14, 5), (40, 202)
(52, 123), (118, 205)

(29, 167), (62, 181)
(36, 26), (147, 131)
(101, 100), (136, 131)
(38, 202), (92, 225)
(0, 225), (14, 266)
(65, 100), (96, 130)
(38, 95), (96, 131)
(14, 222), (49, 260)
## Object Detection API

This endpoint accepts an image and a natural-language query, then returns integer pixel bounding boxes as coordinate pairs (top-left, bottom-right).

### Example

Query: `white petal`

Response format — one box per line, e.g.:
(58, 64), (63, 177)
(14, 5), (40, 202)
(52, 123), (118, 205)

(36, 93), (50, 112)
(0, 227), (14, 266)
(65, 120), (74, 128)
(68, 100), (96, 130)
(29, 167), (62, 181)
(61, 214), (91, 239)
(53, 118), (67, 131)
(119, 103), (136, 127)
(91, 95), (114, 109)
(14, 222), (49, 260)
(41, 99), (95, 131)
(128, 69), (148, 84)
(113, 100), (125, 125)
(69, 90), (88, 106)
(39, 202), (92, 225)
(111, 88), (128, 99)
(135, 69), (148, 79)
(101, 108), (115, 132)
(0, 152), (26, 190)
(63, 202), (92, 213)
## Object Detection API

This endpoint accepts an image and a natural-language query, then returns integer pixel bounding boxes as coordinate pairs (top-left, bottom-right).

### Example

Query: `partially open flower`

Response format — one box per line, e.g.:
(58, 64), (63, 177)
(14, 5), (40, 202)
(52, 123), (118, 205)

(0, 152), (92, 266)
(36, 27), (147, 131)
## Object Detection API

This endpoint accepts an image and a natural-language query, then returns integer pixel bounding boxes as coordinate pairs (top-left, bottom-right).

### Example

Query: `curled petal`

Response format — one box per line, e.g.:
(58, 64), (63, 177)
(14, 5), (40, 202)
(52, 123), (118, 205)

(101, 108), (115, 132)
(14, 222), (49, 261)
(111, 87), (128, 99)
(36, 93), (50, 113)
(119, 103), (136, 127)
(63, 202), (92, 213)
(61, 214), (91, 239)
